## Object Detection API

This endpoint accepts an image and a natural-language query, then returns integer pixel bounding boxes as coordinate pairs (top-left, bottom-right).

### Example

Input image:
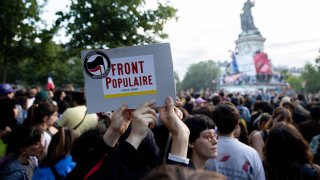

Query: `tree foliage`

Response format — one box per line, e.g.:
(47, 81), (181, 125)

(302, 63), (320, 93)
(287, 75), (303, 92)
(0, 0), (43, 83)
(56, 0), (177, 51)
(0, 0), (177, 87)
(180, 60), (219, 92)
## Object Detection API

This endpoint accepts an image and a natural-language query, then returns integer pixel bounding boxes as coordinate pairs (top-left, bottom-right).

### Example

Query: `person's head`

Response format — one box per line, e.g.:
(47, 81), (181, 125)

(310, 106), (320, 121)
(0, 97), (18, 130)
(219, 91), (225, 99)
(54, 89), (66, 101)
(212, 102), (240, 135)
(281, 101), (295, 115)
(266, 106), (293, 128)
(41, 127), (77, 166)
(35, 91), (50, 104)
(211, 95), (221, 106)
(71, 91), (86, 106)
(25, 101), (58, 129)
(297, 94), (305, 101)
(252, 101), (274, 115)
(185, 96), (191, 103)
(257, 113), (271, 131)
(28, 87), (38, 98)
(141, 164), (226, 180)
(264, 124), (313, 179)
(184, 115), (218, 159)
(71, 128), (104, 162)
(5, 126), (43, 158)
(231, 97), (239, 106)
(195, 97), (206, 107)
(0, 83), (14, 99)
(238, 96), (245, 105)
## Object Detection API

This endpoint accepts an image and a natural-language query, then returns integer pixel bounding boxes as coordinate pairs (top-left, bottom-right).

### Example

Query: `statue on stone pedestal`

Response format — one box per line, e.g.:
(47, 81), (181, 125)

(240, 0), (257, 32)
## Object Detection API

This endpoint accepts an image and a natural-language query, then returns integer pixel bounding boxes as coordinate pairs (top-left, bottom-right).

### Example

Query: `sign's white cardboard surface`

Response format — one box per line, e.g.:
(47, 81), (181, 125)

(81, 43), (176, 113)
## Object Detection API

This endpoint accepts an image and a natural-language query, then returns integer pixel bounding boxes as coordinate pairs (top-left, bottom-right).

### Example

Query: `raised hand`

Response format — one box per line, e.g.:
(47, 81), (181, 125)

(159, 96), (189, 136)
(159, 96), (189, 157)
(126, 100), (157, 149)
(103, 104), (131, 147)
(109, 104), (131, 135)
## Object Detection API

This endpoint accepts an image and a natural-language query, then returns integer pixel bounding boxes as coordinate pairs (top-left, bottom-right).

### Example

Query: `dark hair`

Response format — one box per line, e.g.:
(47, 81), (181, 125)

(211, 95), (221, 106)
(0, 97), (18, 130)
(231, 97), (239, 106)
(41, 127), (77, 166)
(184, 115), (215, 143)
(252, 101), (274, 115)
(264, 124), (313, 179)
(185, 96), (191, 103)
(24, 101), (57, 127)
(192, 108), (212, 119)
(71, 91), (86, 105)
(265, 106), (293, 129)
(310, 106), (320, 121)
(70, 129), (104, 162)
(5, 126), (42, 156)
(297, 94), (305, 101)
(212, 102), (240, 134)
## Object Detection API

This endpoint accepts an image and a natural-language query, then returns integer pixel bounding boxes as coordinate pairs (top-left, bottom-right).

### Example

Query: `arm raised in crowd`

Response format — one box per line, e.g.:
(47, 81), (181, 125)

(103, 103), (131, 147)
(87, 100), (157, 179)
(159, 96), (190, 159)
(125, 100), (157, 149)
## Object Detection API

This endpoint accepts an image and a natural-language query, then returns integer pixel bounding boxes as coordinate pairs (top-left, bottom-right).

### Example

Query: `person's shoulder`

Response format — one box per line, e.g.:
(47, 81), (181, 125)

(0, 160), (26, 179)
(236, 139), (259, 153)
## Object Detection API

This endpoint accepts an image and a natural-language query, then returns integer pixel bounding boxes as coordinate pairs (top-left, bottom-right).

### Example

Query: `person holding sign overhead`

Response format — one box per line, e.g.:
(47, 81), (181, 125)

(68, 97), (191, 180)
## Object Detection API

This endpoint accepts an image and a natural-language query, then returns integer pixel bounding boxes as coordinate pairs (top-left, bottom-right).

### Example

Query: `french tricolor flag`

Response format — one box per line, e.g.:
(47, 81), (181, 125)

(47, 74), (55, 90)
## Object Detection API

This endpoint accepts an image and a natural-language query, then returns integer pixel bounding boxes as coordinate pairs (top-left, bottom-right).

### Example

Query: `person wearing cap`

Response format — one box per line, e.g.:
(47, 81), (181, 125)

(0, 83), (14, 99)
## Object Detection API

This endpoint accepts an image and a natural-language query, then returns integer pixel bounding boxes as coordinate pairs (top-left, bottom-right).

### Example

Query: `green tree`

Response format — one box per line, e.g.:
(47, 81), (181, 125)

(0, 0), (44, 83)
(56, 0), (177, 52)
(173, 71), (181, 91)
(302, 63), (320, 93)
(287, 75), (303, 92)
(180, 60), (219, 92)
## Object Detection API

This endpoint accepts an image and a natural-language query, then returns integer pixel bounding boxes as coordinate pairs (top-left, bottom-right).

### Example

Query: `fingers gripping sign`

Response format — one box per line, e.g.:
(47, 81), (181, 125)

(110, 103), (131, 135)
(126, 100), (157, 149)
(159, 96), (189, 136)
(103, 103), (132, 147)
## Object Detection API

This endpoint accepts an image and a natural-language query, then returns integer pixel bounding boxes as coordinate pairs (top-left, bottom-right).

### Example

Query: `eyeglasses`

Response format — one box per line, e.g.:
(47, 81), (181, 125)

(202, 133), (219, 143)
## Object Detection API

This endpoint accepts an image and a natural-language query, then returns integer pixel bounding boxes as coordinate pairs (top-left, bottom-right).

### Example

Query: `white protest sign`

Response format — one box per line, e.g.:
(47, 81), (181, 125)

(81, 43), (176, 113)
(235, 54), (257, 76)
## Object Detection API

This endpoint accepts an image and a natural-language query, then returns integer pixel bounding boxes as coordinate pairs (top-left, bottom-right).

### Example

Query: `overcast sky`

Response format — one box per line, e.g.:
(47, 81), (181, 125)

(44, 0), (320, 79)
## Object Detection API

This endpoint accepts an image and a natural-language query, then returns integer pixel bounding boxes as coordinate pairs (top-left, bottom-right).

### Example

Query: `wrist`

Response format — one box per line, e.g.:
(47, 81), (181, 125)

(125, 134), (144, 150)
(170, 133), (189, 158)
(103, 128), (121, 147)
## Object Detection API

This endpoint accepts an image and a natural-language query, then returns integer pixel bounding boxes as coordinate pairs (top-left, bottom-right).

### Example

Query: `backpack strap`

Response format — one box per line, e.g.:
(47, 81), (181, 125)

(73, 108), (87, 130)
(84, 156), (106, 180)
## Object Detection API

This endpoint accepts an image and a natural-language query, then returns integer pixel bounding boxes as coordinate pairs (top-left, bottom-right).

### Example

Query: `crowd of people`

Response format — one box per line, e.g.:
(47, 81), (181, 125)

(0, 82), (320, 179)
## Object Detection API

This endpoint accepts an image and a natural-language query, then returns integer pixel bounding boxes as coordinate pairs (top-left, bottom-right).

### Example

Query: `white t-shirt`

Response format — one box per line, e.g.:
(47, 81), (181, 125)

(206, 136), (265, 180)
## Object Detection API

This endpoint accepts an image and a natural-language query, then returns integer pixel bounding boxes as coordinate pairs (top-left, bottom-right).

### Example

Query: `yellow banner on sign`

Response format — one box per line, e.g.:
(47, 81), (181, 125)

(104, 90), (157, 98)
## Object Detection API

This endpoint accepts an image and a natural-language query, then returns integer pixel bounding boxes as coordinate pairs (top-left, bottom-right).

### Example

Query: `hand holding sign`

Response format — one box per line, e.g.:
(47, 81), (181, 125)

(159, 96), (190, 158)
(103, 103), (131, 147)
(159, 97), (189, 136)
(126, 100), (157, 149)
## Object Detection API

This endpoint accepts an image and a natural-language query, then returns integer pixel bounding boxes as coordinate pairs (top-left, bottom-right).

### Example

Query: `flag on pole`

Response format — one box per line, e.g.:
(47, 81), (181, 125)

(47, 74), (55, 90)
